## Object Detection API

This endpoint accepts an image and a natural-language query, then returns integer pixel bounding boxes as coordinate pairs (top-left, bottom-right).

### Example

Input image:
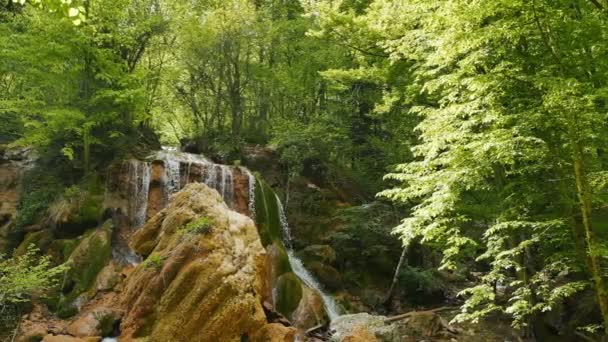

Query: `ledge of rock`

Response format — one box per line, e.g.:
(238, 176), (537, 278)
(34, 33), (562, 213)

(119, 182), (268, 341)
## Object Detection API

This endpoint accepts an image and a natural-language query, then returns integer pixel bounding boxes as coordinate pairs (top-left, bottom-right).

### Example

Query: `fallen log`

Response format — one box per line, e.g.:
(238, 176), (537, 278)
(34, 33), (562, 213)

(384, 306), (454, 324)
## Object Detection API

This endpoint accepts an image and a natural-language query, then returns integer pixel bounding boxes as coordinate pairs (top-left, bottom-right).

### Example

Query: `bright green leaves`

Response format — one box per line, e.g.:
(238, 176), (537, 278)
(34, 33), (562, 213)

(12, 0), (87, 25)
(370, 0), (608, 332)
(0, 244), (68, 306)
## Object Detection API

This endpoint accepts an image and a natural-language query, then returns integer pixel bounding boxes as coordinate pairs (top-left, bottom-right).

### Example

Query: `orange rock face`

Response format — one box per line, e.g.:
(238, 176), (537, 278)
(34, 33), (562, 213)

(119, 183), (268, 341)
(250, 323), (298, 342)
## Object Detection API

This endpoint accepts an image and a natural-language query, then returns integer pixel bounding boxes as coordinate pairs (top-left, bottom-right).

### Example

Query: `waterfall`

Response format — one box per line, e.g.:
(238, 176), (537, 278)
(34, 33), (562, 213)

(275, 194), (341, 321)
(155, 148), (237, 209)
(204, 164), (218, 192)
(220, 165), (234, 207)
(164, 157), (181, 200)
(245, 168), (256, 220)
(128, 159), (150, 228)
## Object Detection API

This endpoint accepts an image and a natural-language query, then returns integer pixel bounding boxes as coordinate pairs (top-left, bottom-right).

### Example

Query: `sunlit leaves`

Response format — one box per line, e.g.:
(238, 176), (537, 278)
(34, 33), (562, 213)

(12, 0), (87, 25)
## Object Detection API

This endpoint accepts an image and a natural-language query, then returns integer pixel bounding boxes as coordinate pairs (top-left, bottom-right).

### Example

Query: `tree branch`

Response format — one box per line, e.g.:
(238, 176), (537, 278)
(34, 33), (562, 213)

(588, 0), (605, 11)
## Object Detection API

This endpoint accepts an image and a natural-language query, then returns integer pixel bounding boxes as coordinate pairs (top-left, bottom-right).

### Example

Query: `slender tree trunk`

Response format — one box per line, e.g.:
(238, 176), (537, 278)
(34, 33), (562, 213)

(384, 247), (407, 305)
(83, 125), (91, 175)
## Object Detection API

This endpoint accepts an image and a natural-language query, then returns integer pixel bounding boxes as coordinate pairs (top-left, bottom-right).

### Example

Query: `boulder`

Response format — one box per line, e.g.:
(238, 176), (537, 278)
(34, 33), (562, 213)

(307, 261), (342, 291)
(119, 183), (268, 341)
(18, 324), (48, 342)
(13, 229), (53, 256)
(297, 244), (336, 265)
(57, 222), (113, 316)
(291, 286), (326, 328)
(331, 313), (398, 342)
(250, 323), (298, 342)
(66, 309), (120, 338)
(42, 335), (100, 342)
(332, 311), (460, 342)
(342, 326), (379, 342)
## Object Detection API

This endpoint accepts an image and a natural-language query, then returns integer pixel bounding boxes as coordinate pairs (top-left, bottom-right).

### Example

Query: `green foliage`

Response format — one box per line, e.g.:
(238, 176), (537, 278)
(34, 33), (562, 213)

(0, 244), (68, 306)
(15, 169), (63, 230)
(336, 0), (608, 331)
(1, 0), (168, 173)
(143, 253), (165, 270)
(179, 217), (213, 235)
(399, 266), (446, 305)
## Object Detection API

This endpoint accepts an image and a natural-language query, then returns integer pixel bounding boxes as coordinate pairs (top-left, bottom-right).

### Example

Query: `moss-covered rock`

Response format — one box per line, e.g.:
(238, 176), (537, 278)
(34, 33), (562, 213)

(120, 183), (267, 341)
(253, 179), (283, 246)
(275, 272), (303, 317)
(13, 230), (53, 257)
(307, 261), (342, 291)
(48, 238), (81, 263)
(297, 244), (337, 265)
(57, 221), (113, 316)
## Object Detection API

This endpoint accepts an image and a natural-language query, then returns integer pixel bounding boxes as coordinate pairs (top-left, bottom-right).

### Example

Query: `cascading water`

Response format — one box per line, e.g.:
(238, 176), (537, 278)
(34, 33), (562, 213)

(128, 159), (150, 228)
(164, 157), (181, 200)
(245, 168), (256, 219)
(220, 165), (234, 207)
(275, 194), (342, 321)
(204, 164), (218, 193)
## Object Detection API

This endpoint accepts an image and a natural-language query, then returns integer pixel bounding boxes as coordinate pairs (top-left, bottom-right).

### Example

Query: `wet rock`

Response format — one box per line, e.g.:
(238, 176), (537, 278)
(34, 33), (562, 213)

(250, 323), (298, 342)
(291, 286), (326, 328)
(307, 261), (342, 291)
(94, 264), (121, 292)
(297, 244), (336, 265)
(120, 183), (267, 341)
(275, 272), (303, 318)
(66, 309), (120, 338)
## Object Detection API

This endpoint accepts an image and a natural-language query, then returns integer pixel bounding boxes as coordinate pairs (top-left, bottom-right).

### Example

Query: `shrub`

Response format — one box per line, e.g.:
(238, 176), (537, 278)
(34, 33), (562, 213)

(0, 245), (68, 331)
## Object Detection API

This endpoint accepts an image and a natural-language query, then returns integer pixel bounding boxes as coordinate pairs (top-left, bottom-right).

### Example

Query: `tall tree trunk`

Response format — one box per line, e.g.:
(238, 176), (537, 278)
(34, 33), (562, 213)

(570, 134), (608, 334)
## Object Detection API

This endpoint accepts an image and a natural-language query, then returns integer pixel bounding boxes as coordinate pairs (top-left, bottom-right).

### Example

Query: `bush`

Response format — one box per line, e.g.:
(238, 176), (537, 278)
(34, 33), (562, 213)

(0, 245), (68, 331)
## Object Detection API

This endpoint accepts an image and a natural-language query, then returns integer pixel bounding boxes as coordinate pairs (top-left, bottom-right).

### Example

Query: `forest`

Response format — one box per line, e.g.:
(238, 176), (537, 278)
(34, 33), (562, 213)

(1, 0), (608, 341)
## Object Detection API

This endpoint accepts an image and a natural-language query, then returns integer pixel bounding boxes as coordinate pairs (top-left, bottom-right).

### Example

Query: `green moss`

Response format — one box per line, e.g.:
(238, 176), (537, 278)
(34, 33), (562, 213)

(95, 312), (116, 336)
(143, 253), (165, 270)
(56, 221), (113, 316)
(52, 238), (81, 261)
(253, 179), (283, 246)
(270, 242), (292, 276)
(179, 217), (213, 235)
(56, 306), (79, 319)
(275, 272), (302, 317)
(13, 230), (53, 257)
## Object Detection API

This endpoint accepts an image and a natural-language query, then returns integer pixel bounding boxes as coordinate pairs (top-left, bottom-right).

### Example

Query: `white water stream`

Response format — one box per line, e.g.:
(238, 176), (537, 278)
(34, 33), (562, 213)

(275, 194), (342, 321)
